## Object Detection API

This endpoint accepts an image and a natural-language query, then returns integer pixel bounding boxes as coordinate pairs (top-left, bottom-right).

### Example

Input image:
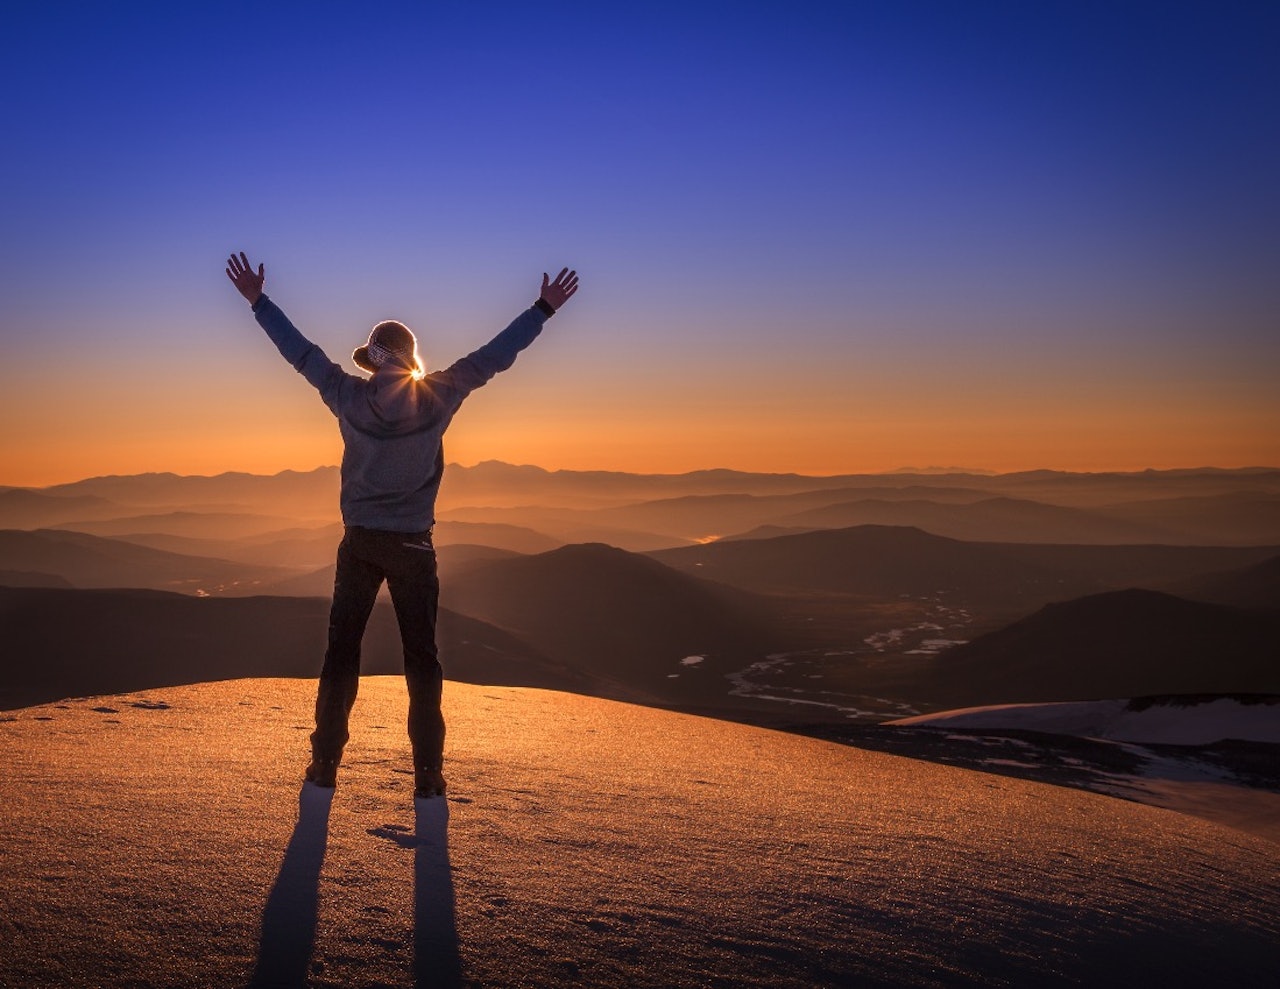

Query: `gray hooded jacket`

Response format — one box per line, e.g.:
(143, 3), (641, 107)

(252, 294), (547, 531)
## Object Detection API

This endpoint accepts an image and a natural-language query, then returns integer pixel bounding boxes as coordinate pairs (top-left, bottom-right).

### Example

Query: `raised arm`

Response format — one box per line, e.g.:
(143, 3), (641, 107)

(224, 250), (351, 412)
(537, 267), (579, 314)
(441, 267), (580, 397)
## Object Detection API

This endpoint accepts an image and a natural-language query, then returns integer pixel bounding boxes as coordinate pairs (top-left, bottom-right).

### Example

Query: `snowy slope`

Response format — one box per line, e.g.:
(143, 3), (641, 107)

(890, 695), (1280, 745)
(1, 678), (1277, 988)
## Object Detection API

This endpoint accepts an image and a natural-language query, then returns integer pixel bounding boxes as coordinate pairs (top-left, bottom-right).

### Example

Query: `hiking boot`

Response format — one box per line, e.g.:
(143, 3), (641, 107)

(305, 758), (339, 788)
(414, 766), (446, 799)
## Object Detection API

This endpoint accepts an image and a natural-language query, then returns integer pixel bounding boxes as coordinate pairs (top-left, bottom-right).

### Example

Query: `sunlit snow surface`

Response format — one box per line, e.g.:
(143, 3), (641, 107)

(2, 678), (1278, 988)
(880, 696), (1280, 848)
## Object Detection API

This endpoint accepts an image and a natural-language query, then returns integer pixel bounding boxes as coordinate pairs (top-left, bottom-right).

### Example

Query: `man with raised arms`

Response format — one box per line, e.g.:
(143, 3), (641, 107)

(226, 252), (579, 798)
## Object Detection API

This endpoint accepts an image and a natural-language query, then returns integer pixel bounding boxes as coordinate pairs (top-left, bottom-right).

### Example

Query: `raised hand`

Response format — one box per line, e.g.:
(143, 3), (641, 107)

(540, 267), (579, 312)
(226, 251), (265, 305)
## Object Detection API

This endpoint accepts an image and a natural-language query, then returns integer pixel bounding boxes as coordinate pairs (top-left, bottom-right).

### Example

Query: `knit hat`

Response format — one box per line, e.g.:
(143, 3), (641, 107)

(353, 320), (423, 375)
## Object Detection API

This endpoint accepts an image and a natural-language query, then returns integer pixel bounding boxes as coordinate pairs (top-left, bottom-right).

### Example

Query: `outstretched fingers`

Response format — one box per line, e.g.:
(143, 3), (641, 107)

(556, 268), (579, 299)
(225, 250), (265, 303)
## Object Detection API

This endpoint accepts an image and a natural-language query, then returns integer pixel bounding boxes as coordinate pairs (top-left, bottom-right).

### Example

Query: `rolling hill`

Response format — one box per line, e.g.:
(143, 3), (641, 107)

(0, 529), (293, 593)
(443, 543), (783, 703)
(922, 589), (1280, 707)
(1164, 554), (1280, 611)
(0, 586), (596, 710)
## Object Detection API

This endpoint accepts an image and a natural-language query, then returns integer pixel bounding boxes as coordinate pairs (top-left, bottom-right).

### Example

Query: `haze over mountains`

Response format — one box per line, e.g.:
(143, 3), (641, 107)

(3, 462), (1278, 727)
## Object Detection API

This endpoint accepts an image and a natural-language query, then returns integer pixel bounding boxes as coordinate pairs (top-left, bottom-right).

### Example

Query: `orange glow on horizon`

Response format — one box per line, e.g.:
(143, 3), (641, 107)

(2, 344), (1276, 487)
(4, 415), (1277, 489)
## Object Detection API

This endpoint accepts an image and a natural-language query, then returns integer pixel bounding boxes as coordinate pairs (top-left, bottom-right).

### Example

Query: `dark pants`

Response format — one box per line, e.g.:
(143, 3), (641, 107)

(311, 526), (444, 771)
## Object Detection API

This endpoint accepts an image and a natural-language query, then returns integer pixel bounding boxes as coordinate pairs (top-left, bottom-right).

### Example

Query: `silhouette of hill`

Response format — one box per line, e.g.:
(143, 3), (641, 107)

(435, 520), (560, 553)
(435, 461), (897, 509)
(0, 570), (72, 588)
(106, 526), (345, 569)
(253, 544), (527, 598)
(444, 543), (782, 703)
(438, 505), (694, 551)
(51, 511), (325, 540)
(0, 529), (294, 593)
(545, 485), (996, 540)
(979, 467), (1280, 508)
(1093, 493), (1280, 545)
(110, 520), (555, 569)
(42, 467), (340, 515)
(0, 489), (128, 528)
(1167, 554), (1280, 611)
(0, 587), (593, 710)
(775, 496), (1177, 544)
(717, 524), (816, 542)
(925, 589), (1280, 707)
(438, 462), (1280, 512)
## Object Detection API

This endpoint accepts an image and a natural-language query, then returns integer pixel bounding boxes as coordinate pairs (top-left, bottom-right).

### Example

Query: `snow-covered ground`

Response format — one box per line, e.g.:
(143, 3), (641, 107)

(890, 695), (1280, 745)
(883, 696), (1280, 845)
(2, 678), (1278, 988)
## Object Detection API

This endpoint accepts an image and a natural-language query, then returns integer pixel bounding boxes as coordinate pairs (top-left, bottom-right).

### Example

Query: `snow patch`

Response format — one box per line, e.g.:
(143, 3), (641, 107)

(891, 697), (1280, 745)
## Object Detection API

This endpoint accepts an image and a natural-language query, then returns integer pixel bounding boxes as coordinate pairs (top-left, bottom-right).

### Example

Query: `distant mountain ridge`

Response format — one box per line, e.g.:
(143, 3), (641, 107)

(20, 461), (1280, 511)
(647, 524), (1280, 611)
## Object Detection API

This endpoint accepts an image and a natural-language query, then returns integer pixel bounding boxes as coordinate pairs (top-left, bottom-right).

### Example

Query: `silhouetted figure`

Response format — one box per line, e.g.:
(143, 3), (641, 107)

(226, 252), (578, 798)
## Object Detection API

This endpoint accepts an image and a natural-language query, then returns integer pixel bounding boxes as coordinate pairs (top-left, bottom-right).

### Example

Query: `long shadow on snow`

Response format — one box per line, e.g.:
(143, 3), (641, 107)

(248, 782), (333, 987)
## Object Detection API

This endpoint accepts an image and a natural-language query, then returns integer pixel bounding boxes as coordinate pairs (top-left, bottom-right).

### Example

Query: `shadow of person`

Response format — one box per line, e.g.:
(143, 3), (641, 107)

(414, 796), (462, 988)
(248, 783), (334, 988)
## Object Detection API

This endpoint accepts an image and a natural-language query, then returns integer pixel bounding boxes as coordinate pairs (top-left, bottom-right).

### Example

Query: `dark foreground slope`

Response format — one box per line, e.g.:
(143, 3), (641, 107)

(0, 587), (596, 709)
(1, 678), (1276, 989)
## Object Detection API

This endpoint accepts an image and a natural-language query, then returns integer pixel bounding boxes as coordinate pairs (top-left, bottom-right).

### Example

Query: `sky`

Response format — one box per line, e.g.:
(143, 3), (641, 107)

(1, 0), (1277, 485)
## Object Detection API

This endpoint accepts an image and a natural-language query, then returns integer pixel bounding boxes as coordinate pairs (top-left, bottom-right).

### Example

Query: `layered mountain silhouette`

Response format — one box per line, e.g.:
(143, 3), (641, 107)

(0, 529), (293, 592)
(0, 488), (127, 528)
(771, 495), (1179, 544)
(6, 465), (1280, 724)
(648, 525), (1280, 611)
(100, 520), (556, 569)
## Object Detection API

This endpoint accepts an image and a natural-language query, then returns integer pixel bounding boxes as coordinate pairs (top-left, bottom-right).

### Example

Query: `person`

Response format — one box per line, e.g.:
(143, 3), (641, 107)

(225, 252), (579, 799)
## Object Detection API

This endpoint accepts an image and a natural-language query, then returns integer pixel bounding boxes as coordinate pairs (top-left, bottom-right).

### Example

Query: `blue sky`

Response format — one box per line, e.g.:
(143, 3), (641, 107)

(2, 1), (1277, 483)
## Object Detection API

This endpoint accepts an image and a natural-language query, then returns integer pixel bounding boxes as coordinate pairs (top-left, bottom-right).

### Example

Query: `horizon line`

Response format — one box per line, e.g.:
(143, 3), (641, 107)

(8, 460), (1280, 490)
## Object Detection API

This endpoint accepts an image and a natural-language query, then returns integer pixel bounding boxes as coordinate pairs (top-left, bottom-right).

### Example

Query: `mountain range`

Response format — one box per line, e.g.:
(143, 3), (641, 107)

(3, 463), (1278, 725)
